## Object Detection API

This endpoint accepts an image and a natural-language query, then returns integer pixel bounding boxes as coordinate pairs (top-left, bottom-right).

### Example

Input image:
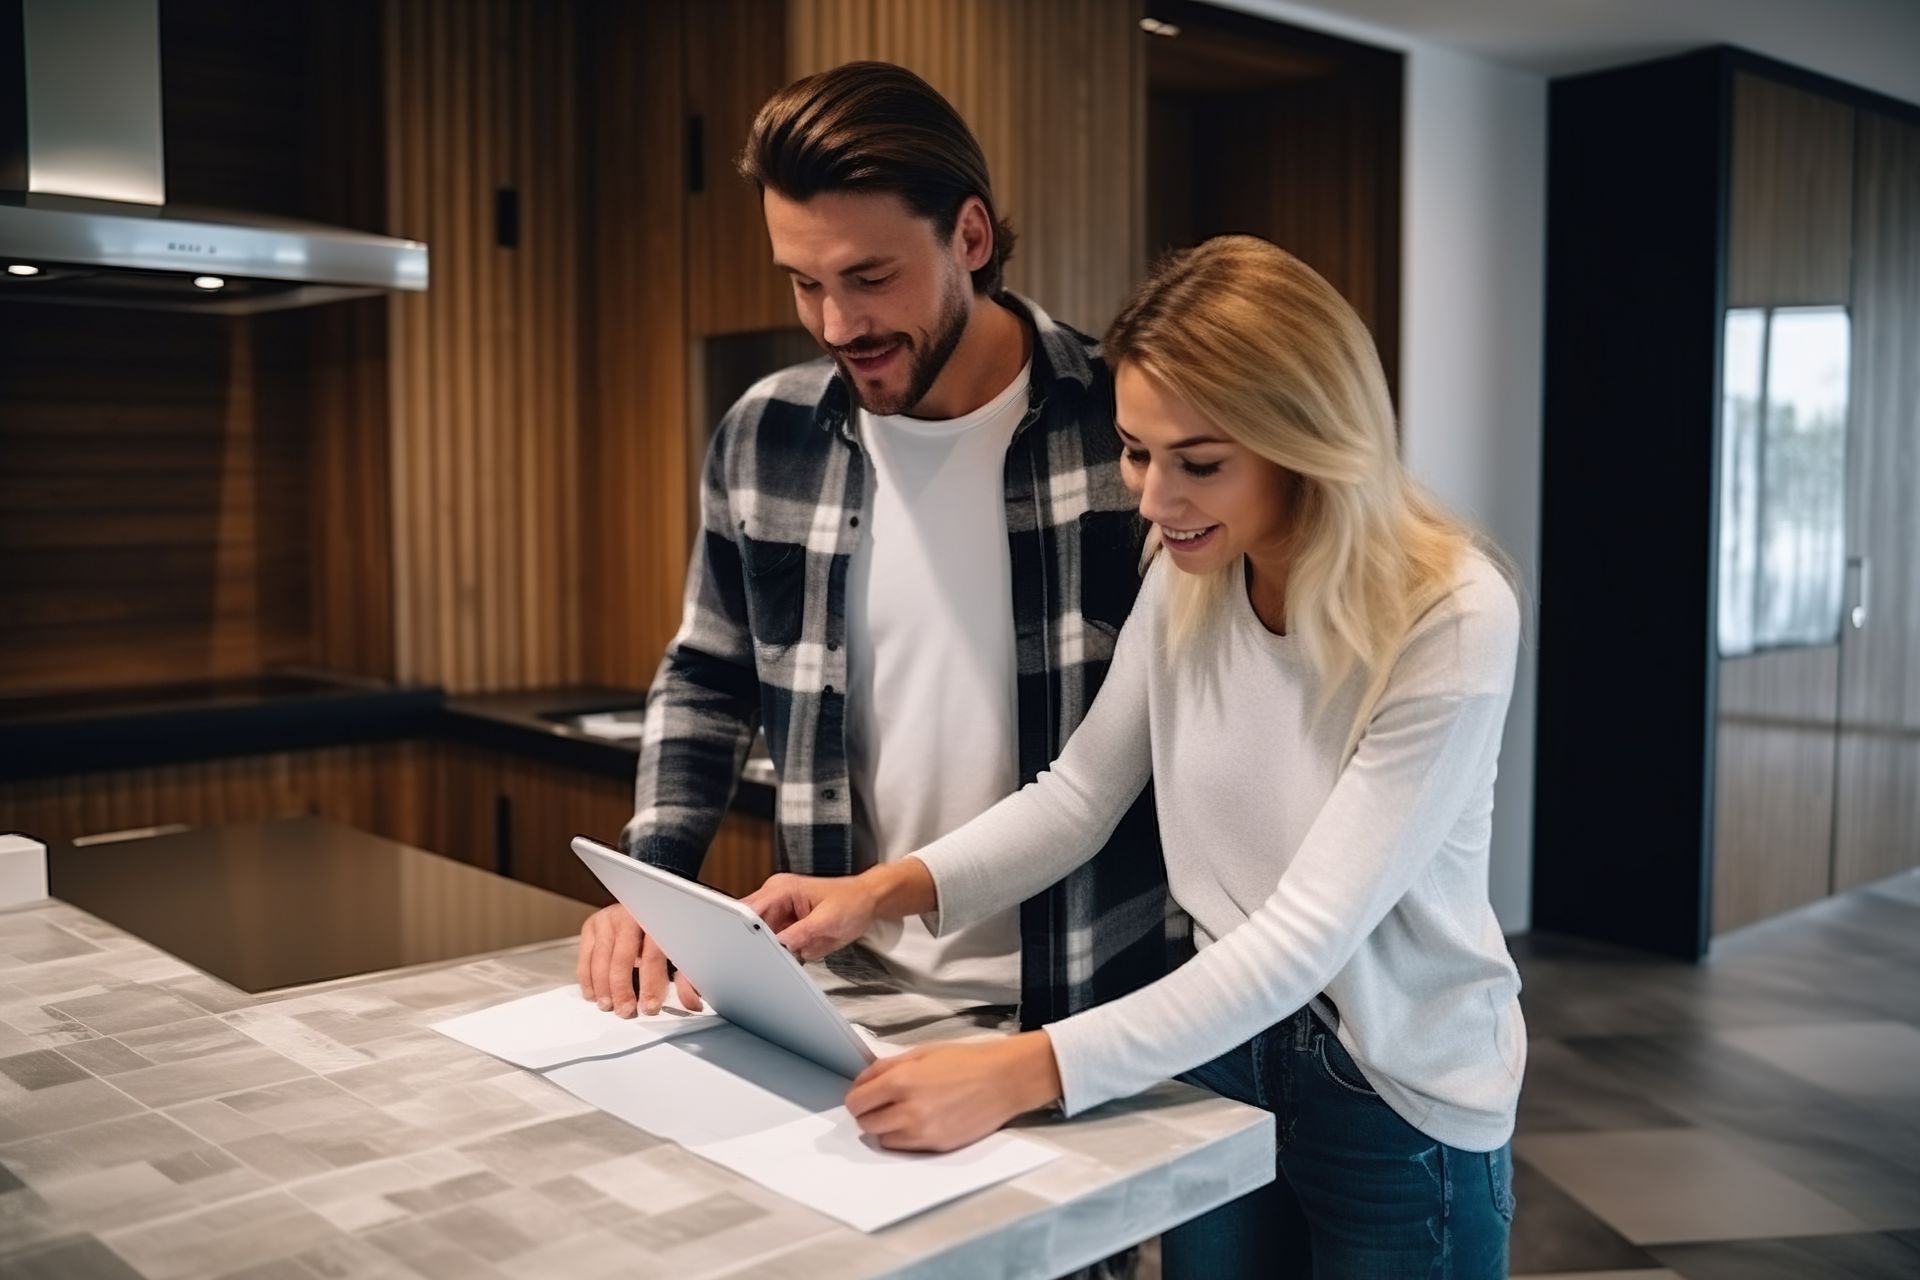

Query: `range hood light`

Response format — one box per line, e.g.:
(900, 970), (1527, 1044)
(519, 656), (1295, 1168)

(192, 275), (225, 290)
(6, 264), (39, 276)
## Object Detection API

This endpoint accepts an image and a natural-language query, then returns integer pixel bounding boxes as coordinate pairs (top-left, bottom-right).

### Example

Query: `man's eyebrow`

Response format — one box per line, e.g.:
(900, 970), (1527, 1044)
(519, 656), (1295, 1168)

(769, 257), (897, 277)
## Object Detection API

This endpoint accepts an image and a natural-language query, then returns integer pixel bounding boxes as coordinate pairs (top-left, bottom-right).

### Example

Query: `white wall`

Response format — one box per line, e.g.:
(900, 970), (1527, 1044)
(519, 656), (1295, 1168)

(1213, 2), (1549, 931)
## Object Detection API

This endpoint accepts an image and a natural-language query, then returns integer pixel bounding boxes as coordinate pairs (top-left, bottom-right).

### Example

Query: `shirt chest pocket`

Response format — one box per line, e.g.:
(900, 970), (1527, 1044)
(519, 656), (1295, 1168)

(740, 533), (806, 651)
(1077, 509), (1147, 637)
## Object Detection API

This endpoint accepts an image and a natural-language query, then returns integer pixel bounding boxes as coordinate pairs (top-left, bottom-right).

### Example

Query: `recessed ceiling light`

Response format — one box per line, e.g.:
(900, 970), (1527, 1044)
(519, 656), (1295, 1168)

(6, 264), (40, 277)
(1140, 17), (1180, 37)
(193, 275), (225, 290)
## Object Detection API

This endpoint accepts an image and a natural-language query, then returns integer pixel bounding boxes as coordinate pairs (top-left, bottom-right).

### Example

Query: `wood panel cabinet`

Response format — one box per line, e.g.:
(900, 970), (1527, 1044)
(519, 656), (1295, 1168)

(1539, 49), (1920, 956)
(0, 741), (777, 909)
(1710, 73), (1854, 936)
(1835, 109), (1920, 892)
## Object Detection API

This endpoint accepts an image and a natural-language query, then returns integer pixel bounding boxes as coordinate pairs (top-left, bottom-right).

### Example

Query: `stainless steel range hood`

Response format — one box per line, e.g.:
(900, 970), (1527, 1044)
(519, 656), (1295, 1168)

(0, 0), (427, 314)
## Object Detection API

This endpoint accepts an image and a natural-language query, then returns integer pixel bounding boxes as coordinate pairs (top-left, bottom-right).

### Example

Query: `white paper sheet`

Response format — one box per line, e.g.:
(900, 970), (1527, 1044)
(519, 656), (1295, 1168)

(690, 1107), (1058, 1232)
(433, 985), (1059, 1231)
(429, 984), (721, 1069)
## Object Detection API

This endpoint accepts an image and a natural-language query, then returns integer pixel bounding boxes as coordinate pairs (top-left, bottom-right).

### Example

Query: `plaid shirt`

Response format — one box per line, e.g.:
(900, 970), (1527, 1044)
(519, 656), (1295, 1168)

(621, 294), (1187, 1028)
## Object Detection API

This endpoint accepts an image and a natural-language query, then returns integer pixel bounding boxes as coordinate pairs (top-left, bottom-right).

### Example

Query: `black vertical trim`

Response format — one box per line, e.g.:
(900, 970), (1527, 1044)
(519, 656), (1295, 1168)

(1534, 49), (1730, 959)
(686, 113), (704, 194)
(0, 0), (29, 193)
(494, 187), (519, 248)
(493, 793), (513, 879)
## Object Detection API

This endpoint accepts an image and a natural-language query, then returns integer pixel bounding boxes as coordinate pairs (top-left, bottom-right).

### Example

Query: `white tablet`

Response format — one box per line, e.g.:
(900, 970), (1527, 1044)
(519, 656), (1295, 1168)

(570, 836), (878, 1079)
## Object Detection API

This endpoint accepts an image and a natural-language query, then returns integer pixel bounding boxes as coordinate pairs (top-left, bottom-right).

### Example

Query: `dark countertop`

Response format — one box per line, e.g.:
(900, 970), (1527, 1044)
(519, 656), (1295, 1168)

(0, 672), (775, 820)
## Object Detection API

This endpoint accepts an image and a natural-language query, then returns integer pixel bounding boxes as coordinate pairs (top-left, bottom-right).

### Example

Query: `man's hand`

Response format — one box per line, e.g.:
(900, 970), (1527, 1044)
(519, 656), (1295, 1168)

(575, 903), (702, 1017)
(844, 1031), (1064, 1152)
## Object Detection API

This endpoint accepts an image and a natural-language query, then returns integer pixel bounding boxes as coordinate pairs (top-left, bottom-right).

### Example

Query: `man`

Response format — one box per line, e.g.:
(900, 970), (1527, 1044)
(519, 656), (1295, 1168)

(577, 60), (1181, 1033)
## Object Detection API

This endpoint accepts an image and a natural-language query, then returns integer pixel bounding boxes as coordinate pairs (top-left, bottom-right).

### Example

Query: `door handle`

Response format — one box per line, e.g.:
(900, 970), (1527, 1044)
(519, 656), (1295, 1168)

(1847, 555), (1870, 630)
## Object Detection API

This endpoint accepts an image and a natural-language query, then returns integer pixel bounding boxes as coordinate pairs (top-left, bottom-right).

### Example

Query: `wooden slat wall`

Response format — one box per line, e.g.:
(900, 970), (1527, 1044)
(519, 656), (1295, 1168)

(307, 2), (398, 679)
(787, 0), (1147, 335)
(1835, 109), (1920, 893)
(1185, 75), (1403, 394)
(0, 310), (317, 697)
(685, 0), (797, 338)
(383, 0), (583, 692)
(578, 0), (697, 686)
(0, 0), (374, 698)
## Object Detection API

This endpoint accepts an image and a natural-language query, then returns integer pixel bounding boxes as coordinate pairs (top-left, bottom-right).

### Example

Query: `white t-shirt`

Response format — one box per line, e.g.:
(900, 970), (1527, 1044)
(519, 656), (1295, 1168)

(844, 362), (1032, 1005)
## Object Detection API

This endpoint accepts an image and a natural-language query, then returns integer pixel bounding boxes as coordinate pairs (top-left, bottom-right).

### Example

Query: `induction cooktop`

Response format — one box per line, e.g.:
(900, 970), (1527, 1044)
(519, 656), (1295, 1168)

(50, 817), (593, 993)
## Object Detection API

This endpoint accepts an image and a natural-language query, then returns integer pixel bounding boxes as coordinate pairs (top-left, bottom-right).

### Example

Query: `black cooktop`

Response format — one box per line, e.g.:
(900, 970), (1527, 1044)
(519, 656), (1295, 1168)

(51, 817), (592, 993)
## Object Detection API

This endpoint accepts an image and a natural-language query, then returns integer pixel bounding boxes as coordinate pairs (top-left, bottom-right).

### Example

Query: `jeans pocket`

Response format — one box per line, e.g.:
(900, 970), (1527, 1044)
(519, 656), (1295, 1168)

(1487, 1145), (1516, 1223)
(1314, 1030), (1380, 1097)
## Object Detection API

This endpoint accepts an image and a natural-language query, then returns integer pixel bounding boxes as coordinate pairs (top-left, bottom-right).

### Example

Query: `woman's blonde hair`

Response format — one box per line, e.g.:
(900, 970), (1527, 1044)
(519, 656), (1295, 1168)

(1105, 235), (1491, 755)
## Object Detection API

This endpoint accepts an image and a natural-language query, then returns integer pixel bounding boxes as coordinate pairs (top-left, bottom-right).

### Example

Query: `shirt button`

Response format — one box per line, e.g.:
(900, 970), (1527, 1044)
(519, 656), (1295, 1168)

(827, 642), (840, 653)
(822, 789), (837, 800)
(849, 516), (860, 527)
(823, 683), (835, 694)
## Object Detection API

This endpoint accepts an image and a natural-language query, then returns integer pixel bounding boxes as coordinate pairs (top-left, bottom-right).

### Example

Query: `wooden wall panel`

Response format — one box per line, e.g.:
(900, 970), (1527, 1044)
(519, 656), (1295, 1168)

(0, 1), (390, 698)
(787, 0), (1147, 335)
(0, 310), (317, 696)
(686, 0), (796, 337)
(578, 0), (697, 687)
(384, 0), (583, 692)
(1728, 72), (1856, 308)
(1835, 109), (1920, 892)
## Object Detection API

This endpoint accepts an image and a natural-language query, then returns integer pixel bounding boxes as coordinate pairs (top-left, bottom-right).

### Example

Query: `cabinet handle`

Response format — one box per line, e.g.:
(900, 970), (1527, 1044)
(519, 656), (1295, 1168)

(687, 114), (705, 194)
(1847, 555), (1870, 630)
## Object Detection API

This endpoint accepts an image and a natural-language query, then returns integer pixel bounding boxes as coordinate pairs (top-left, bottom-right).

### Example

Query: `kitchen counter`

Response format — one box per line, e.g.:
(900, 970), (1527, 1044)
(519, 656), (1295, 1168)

(0, 673), (775, 822)
(0, 897), (1272, 1279)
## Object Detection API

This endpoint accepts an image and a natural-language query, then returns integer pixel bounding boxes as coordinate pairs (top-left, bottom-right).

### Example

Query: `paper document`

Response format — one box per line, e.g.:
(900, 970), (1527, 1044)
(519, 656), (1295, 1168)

(694, 1106), (1057, 1232)
(431, 984), (1058, 1230)
(430, 984), (721, 1069)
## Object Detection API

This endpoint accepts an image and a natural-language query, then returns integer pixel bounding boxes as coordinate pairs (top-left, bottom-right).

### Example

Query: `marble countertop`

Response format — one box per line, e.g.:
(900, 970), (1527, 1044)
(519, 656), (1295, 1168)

(0, 899), (1273, 1279)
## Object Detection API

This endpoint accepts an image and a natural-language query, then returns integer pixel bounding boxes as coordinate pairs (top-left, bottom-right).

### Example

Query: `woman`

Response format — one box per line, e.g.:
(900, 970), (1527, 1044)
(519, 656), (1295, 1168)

(747, 235), (1524, 1276)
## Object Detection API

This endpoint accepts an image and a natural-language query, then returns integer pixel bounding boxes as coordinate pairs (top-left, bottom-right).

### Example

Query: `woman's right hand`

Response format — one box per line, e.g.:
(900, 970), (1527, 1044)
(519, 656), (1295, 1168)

(742, 859), (936, 962)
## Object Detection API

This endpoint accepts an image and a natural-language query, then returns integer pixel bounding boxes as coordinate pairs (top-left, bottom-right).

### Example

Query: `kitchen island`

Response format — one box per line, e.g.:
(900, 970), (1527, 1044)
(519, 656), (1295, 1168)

(0, 893), (1272, 1278)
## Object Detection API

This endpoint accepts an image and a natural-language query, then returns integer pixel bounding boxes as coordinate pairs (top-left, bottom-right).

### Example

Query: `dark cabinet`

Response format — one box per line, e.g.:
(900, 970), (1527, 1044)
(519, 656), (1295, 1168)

(1536, 48), (1920, 957)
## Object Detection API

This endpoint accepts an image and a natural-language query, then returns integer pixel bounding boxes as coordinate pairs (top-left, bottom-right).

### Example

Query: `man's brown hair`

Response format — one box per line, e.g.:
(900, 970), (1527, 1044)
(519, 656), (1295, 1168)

(738, 61), (1017, 296)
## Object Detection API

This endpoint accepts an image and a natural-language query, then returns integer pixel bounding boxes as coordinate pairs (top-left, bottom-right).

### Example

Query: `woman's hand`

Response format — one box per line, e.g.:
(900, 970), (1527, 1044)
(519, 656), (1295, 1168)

(844, 1031), (1063, 1152)
(742, 860), (937, 962)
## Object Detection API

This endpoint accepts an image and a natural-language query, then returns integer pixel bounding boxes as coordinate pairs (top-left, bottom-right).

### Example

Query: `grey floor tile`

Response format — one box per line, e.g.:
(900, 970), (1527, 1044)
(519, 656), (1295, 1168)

(1714, 1021), (1920, 1102)
(1650, 1231), (1920, 1279)
(0, 1233), (144, 1280)
(1517, 1128), (1872, 1246)
(0, 1048), (91, 1091)
(1690, 1096), (1920, 1231)
(1508, 1157), (1660, 1275)
(0, 1074), (145, 1143)
(47, 989), (213, 1037)
(56, 1036), (156, 1076)
(1519, 1038), (1694, 1134)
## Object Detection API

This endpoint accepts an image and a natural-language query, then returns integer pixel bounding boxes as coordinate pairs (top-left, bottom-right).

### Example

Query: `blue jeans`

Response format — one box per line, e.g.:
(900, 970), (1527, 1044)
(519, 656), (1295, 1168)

(1163, 1010), (1514, 1279)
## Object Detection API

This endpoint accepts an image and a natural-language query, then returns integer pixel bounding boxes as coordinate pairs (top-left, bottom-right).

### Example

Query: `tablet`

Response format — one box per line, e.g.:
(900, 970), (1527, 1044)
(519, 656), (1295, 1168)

(570, 836), (877, 1079)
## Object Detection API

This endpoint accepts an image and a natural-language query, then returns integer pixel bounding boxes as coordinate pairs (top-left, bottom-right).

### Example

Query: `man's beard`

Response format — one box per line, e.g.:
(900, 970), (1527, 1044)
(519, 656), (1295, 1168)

(832, 273), (970, 417)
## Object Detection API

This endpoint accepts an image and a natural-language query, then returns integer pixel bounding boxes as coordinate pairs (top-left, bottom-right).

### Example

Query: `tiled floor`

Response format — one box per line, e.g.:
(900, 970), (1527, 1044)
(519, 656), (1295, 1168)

(1507, 869), (1920, 1279)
